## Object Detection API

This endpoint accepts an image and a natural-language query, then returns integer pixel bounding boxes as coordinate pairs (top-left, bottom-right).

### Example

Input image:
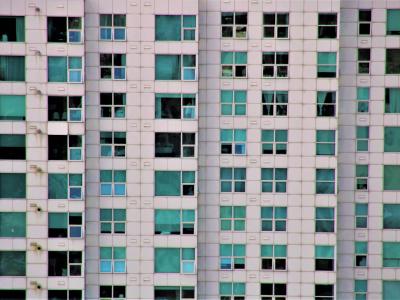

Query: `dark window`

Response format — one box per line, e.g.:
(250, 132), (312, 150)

(0, 251), (26, 276)
(48, 290), (82, 300)
(260, 283), (286, 299)
(317, 91), (336, 117)
(154, 287), (180, 300)
(100, 286), (126, 299)
(318, 13), (337, 38)
(48, 251), (68, 276)
(0, 17), (24, 42)
(358, 48), (371, 74)
(48, 96), (82, 121)
(48, 135), (67, 160)
(315, 258), (334, 271)
(47, 17), (82, 43)
(386, 49), (400, 74)
(0, 134), (25, 159)
(315, 284), (334, 298)
(0, 290), (25, 300)
(155, 133), (181, 157)
(359, 10), (371, 35)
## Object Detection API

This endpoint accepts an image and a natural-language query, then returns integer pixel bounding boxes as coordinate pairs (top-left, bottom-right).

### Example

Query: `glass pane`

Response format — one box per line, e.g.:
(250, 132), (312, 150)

(384, 165), (400, 190)
(0, 212), (26, 237)
(0, 95), (25, 120)
(155, 16), (181, 41)
(155, 248), (180, 273)
(155, 171), (180, 196)
(155, 55), (181, 80)
(48, 174), (68, 199)
(48, 57), (67, 82)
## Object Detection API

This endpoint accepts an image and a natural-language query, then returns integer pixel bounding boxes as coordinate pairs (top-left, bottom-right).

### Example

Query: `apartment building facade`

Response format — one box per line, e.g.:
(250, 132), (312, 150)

(0, 0), (399, 299)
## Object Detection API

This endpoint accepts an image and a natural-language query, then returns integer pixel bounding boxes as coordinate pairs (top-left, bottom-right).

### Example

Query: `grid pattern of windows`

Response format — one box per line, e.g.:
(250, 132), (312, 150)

(262, 91), (288, 116)
(221, 52), (247, 78)
(220, 168), (246, 192)
(261, 207), (287, 232)
(261, 245), (287, 270)
(220, 129), (246, 155)
(100, 247), (126, 273)
(155, 15), (196, 41)
(100, 53), (126, 80)
(220, 206), (246, 231)
(220, 244), (246, 270)
(261, 168), (287, 193)
(221, 90), (246, 116)
(261, 130), (287, 154)
(263, 13), (289, 38)
(262, 52), (289, 78)
(221, 12), (247, 38)
(100, 14), (126, 41)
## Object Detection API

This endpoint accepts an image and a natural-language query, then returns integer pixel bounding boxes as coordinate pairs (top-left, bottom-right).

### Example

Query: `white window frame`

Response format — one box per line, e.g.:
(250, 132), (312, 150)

(99, 14), (126, 41)
(221, 12), (247, 39)
(262, 52), (289, 78)
(263, 12), (289, 39)
(100, 93), (126, 118)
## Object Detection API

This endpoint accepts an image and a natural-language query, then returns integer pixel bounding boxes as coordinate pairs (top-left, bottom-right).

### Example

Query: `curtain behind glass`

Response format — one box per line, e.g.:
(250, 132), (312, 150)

(15, 17), (24, 42)
(155, 248), (180, 273)
(0, 56), (25, 81)
(48, 57), (67, 82)
(383, 204), (400, 229)
(383, 281), (400, 300)
(155, 16), (181, 41)
(48, 174), (68, 199)
(0, 173), (25, 198)
(155, 210), (180, 234)
(384, 165), (400, 190)
(0, 251), (25, 276)
(155, 55), (181, 80)
(0, 95), (25, 120)
(0, 212), (26, 237)
(384, 127), (400, 152)
(386, 88), (400, 113)
(155, 171), (180, 196)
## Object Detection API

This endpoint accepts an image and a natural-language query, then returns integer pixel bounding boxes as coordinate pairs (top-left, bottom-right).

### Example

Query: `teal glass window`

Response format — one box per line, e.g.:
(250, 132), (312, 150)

(315, 245), (334, 271)
(155, 93), (196, 119)
(100, 14), (126, 41)
(48, 17), (82, 43)
(355, 241), (367, 267)
(261, 244), (287, 270)
(155, 171), (195, 196)
(155, 248), (195, 273)
(220, 129), (246, 155)
(355, 203), (368, 229)
(219, 244), (246, 270)
(48, 212), (82, 238)
(220, 168), (246, 192)
(383, 281), (400, 300)
(316, 130), (335, 155)
(315, 207), (334, 232)
(219, 282), (246, 298)
(384, 127), (400, 152)
(0, 134), (25, 159)
(0, 56), (25, 81)
(383, 204), (400, 229)
(221, 12), (247, 38)
(262, 52), (289, 77)
(261, 130), (288, 154)
(155, 209), (195, 235)
(356, 126), (369, 151)
(0, 173), (25, 198)
(356, 165), (368, 190)
(220, 206), (246, 231)
(261, 206), (287, 231)
(0, 251), (25, 276)
(317, 52), (337, 78)
(100, 131), (126, 157)
(316, 169), (335, 194)
(48, 56), (82, 82)
(387, 10), (400, 35)
(100, 170), (126, 196)
(357, 87), (369, 113)
(221, 52), (247, 78)
(355, 280), (367, 300)
(100, 247), (126, 273)
(262, 91), (288, 116)
(384, 165), (400, 190)
(261, 168), (287, 193)
(0, 16), (25, 42)
(220, 90), (246, 116)
(155, 15), (196, 41)
(155, 55), (196, 81)
(383, 242), (400, 267)
(385, 88), (400, 113)
(100, 209), (126, 234)
(317, 91), (336, 116)
(386, 49), (400, 74)
(0, 95), (25, 120)
(0, 212), (25, 237)
(48, 173), (83, 200)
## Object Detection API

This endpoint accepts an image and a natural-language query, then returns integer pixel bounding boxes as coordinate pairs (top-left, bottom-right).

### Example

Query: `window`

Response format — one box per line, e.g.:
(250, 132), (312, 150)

(156, 55), (196, 80)
(355, 242), (367, 267)
(48, 251), (83, 276)
(48, 290), (82, 300)
(315, 285), (334, 299)
(261, 207), (287, 231)
(100, 247), (126, 273)
(318, 13), (337, 38)
(261, 245), (287, 270)
(48, 17), (82, 43)
(355, 165), (368, 191)
(155, 171), (195, 196)
(48, 135), (83, 161)
(315, 245), (334, 271)
(0, 251), (25, 276)
(359, 10), (371, 35)
(155, 94), (196, 119)
(383, 242), (400, 267)
(100, 54), (126, 80)
(221, 90), (246, 116)
(0, 134), (25, 159)
(317, 91), (336, 117)
(386, 49), (400, 74)
(155, 132), (195, 158)
(354, 280), (367, 300)
(220, 129), (246, 155)
(387, 10), (400, 35)
(385, 88), (400, 113)
(316, 169), (335, 194)
(261, 130), (288, 155)
(220, 168), (246, 192)
(100, 14), (126, 41)
(316, 130), (335, 156)
(221, 52), (247, 78)
(384, 165), (400, 190)
(0, 290), (25, 299)
(100, 131), (126, 157)
(220, 206), (246, 231)
(48, 56), (82, 82)
(260, 283), (286, 300)
(356, 126), (369, 151)
(100, 286), (126, 300)
(357, 87), (369, 113)
(0, 56), (25, 81)
(155, 209), (195, 235)
(100, 209), (126, 234)
(0, 173), (25, 199)
(383, 204), (400, 229)
(155, 248), (195, 274)
(315, 207), (334, 232)
(383, 281), (400, 300)
(0, 16), (24, 42)
(317, 52), (337, 78)
(100, 93), (126, 118)
(358, 49), (370, 74)
(155, 15), (196, 41)
(261, 168), (287, 193)
(263, 13), (289, 38)
(262, 91), (288, 116)
(100, 170), (126, 196)
(384, 127), (400, 152)
(220, 244), (245, 270)
(262, 52), (289, 78)
(154, 286), (195, 300)
(0, 95), (25, 120)
(219, 282), (245, 300)
(48, 212), (83, 238)
(48, 173), (83, 200)
(48, 96), (83, 121)
(0, 212), (25, 237)
(221, 12), (247, 38)
(355, 203), (368, 229)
